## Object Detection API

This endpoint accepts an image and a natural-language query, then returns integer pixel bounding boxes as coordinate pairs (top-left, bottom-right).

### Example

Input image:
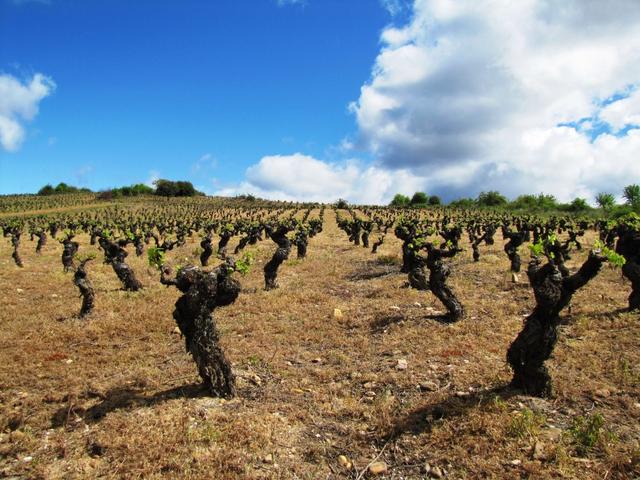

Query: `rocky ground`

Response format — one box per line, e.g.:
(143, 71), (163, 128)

(1, 209), (639, 479)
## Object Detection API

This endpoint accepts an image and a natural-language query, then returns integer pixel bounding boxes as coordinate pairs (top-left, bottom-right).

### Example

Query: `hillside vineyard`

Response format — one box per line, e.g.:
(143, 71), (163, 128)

(0, 194), (639, 479)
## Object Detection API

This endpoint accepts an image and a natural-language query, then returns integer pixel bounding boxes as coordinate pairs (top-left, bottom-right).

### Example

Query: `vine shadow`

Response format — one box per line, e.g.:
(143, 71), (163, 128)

(51, 382), (207, 428)
(381, 385), (517, 443)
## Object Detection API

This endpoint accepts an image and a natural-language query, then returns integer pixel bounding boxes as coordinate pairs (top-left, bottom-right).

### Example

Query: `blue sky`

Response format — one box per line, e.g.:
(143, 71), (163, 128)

(1, 0), (639, 203)
(0, 0), (402, 194)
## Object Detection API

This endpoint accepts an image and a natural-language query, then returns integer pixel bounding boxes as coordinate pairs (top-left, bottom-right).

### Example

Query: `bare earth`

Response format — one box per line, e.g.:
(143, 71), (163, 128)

(1, 209), (638, 479)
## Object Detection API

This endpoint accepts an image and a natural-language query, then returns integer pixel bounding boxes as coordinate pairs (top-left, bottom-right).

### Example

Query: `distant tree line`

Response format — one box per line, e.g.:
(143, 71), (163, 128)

(37, 183), (93, 195)
(97, 183), (155, 199)
(390, 192), (442, 207)
(390, 184), (640, 217)
(38, 179), (203, 199)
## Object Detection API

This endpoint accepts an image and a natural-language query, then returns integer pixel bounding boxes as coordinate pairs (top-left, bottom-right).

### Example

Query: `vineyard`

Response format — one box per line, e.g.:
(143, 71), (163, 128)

(0, 194), (639, 479)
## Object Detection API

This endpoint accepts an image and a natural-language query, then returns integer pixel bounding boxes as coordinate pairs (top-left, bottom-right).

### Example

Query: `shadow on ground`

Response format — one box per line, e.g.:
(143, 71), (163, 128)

(51, 383), (207, 428)
(382, 385), (518, 443)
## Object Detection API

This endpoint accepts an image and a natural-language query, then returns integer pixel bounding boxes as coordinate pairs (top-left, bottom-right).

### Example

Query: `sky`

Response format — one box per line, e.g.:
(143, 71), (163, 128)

(1, 0), (639, 204)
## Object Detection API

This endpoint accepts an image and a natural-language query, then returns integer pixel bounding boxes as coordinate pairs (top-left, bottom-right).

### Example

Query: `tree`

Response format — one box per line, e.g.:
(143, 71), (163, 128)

(595, 192), (615, 211)
(37, 184), (55, 196)
(154, 179), (200, 197)
(477, 191), (508, 207)
(335, 198), (349, 209)
(449, 197), (476, 208)
(389, 194), (410, 207)
(567, 197), (590, 212)
(37, 182), (87, 195)
(623, 184), (640, 206)
(510, 193), (558, 211)
(410, 191), (428, 205)
(428, 195), (441, 205)
(54, 182), (79, 194)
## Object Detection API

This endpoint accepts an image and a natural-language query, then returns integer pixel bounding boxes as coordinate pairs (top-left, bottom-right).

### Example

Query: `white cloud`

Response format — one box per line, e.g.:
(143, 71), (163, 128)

(276, 0), (305, 6)
(215, 153), (425, 204)
(145, 170), (160, 188)
(0, 73), (55, 151)
(75, 164), (93, 186)
(191, 153), (217, 174)
(600, 89), (640, 132)
(380, 0), (410, 17)
(349, 0), (640, 201)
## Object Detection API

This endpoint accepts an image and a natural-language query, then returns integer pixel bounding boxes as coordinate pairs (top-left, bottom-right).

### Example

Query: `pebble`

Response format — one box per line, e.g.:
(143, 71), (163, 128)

(430, 465), (443, 478)
(510, 459), (522, 466)
(594, 388), (611, 398)
(396, 359), (408, 370)
(389, 305), (401, 311)
(338, 455), (352, 469)
(419, 381), (439, 392)
(532, 441), (545, 460)
(333, 308), (343, 319)
(263, 453), (274, 464)
(541, 427), (562, 442)
(368, 461), (387, 475)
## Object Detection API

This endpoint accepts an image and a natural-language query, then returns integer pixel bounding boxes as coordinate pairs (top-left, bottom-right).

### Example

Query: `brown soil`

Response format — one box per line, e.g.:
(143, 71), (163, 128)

(0, 209), (638, 479)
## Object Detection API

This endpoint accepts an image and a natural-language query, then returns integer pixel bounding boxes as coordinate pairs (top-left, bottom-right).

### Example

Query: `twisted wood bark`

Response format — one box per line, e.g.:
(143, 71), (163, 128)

(507, 253), (604, 397)
(161, 262), (240, 397)
(74, 259), (95, 318)
(264, 224), (292, 290)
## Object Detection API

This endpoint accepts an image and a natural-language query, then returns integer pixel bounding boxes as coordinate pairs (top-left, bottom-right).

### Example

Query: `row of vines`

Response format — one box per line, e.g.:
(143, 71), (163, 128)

(1, 195), (638, 404)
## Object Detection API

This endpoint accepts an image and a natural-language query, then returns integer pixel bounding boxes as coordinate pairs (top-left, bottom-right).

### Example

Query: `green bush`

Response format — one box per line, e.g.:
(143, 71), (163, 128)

(477, 191), (508, 207)
(154, 179), (202, 197)
(410, 191), (428, 205)
(389, 194), (410, 207)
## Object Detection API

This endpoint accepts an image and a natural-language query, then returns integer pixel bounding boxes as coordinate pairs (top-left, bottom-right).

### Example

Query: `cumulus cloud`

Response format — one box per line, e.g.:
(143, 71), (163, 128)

(380, 0), (410, 17)
(348, 0), (640, 201)
(0, 73), (55, 151)
(276, 0), (305, 6)
(600, 88), (640, 132)
(191, 153), (217, 174)
(215, 153), (425, 204)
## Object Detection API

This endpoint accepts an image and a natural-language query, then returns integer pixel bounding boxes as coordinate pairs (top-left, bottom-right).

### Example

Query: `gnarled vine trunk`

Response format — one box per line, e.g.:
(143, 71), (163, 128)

(11, 231), (23, 268)
(264, 224), (292, 290)
(161, 262), (240, 397)
(616, 228), (640, 311)
(61, 237), (79, 272)
(507, 253), (604, 397)
(426, 244), (464, 322)
(35, 231), (47, 254)
(503, 229), (527, 280)
(99, 237), (143, 291)
(218, 232), (233, 259)
(200, 236), (213, 266)
(74, 259), (95, 318)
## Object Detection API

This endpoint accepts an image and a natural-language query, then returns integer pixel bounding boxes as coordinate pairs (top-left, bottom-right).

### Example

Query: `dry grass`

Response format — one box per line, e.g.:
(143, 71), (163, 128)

(1, 209), (639, 479)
